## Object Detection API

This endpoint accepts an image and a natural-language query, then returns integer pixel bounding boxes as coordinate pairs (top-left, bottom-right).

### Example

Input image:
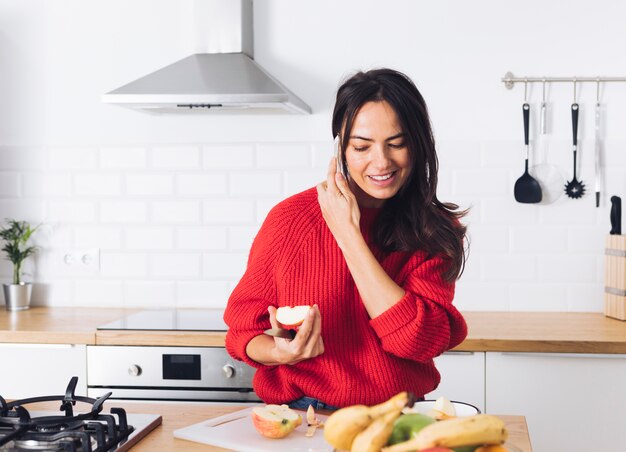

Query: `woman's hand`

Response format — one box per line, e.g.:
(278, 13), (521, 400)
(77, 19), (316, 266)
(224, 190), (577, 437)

(268, 304), (324, 365)
(316, 157), (361, 249)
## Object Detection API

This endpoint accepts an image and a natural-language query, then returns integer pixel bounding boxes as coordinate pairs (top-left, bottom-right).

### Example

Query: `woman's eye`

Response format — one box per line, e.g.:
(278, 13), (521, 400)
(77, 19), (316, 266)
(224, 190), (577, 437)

(389, 142), (406, 149)
(353, 146), (369, 152)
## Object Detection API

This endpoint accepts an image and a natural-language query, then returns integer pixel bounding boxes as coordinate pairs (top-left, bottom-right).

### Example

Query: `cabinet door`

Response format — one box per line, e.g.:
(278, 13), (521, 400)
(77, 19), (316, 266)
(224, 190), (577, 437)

(426, 351), (485, 412)
(0, 343), (87, 399)
(486, 352), (626, 452)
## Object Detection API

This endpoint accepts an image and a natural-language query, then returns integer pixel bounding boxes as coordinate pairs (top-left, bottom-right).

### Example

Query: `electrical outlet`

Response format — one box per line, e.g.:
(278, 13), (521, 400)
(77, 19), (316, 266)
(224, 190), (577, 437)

(56, 248), (100, 276)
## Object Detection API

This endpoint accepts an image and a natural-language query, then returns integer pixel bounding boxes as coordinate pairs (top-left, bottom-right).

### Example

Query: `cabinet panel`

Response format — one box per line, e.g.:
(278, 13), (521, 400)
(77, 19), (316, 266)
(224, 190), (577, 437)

(0, 343), (87, 399)
(426, 351), (485, 412)
(486, 352), (626, 452)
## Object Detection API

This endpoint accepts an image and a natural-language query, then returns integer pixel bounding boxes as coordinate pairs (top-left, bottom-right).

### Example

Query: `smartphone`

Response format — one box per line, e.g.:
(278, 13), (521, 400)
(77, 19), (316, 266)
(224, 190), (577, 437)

(334, 135), (347, 178)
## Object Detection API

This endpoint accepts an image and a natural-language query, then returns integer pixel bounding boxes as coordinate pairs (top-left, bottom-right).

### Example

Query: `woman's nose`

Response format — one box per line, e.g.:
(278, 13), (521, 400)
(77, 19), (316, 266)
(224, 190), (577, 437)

(370, 145), (391, 167)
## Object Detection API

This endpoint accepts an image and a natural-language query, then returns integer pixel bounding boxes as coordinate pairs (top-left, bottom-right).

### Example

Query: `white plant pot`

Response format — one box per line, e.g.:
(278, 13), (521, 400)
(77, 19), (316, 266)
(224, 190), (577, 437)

(3, 282), (33, 311)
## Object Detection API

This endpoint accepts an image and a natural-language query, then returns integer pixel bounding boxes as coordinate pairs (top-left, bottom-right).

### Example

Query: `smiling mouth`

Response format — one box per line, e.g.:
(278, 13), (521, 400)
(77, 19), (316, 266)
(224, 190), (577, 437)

(368, 171), (396, 181)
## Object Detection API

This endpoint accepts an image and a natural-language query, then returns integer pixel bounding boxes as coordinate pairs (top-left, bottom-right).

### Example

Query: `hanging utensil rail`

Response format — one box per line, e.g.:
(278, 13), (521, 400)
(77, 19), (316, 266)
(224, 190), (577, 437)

(502, 72), (626, 90)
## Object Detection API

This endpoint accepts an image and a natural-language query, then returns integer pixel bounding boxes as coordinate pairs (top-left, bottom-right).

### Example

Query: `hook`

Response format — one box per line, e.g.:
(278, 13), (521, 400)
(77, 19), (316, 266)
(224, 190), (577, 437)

(573, 78), (577, 103)
(596, 77), (601, 104)
(542, 78), (546, 103)
(524, 79), (528, 103)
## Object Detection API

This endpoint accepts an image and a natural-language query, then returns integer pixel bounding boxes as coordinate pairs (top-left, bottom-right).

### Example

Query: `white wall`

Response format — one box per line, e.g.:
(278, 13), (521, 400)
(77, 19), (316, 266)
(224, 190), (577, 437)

(1, 0), (625, 310)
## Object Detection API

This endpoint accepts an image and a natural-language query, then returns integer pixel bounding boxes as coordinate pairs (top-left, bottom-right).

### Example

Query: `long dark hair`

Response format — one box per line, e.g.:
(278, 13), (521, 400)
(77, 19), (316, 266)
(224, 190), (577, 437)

(332, 68), (468, 281)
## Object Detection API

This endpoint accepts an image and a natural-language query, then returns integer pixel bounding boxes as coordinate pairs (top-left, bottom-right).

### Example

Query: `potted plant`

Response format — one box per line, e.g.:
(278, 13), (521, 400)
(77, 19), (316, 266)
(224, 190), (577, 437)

(0, 219), (39, 311)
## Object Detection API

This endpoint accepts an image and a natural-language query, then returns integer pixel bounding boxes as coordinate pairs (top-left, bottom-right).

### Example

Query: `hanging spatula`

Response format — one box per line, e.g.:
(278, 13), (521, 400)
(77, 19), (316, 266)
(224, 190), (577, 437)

(514, 103), (542, 203)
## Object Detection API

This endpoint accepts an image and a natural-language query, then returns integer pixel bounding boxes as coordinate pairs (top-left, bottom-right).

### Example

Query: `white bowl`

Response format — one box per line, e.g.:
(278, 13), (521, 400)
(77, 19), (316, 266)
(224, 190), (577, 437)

(403, 399), (481, 417)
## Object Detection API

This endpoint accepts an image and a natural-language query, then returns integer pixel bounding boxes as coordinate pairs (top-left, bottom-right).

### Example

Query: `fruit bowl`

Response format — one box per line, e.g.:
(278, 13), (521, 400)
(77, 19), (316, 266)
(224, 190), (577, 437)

(403, 400), (481, 417)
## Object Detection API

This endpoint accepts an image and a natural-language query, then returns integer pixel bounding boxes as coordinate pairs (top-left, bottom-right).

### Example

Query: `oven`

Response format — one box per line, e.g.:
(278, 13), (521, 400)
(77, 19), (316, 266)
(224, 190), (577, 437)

(88, 310), (261, 403)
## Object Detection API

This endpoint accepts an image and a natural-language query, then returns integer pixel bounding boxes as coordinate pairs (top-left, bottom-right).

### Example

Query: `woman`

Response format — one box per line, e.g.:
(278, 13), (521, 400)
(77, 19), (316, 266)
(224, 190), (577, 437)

(224, 68), (468, 410)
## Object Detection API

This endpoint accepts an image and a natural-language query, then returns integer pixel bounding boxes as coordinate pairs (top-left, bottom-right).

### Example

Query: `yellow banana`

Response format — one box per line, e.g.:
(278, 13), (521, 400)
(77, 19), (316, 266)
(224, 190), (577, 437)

(350, 409), (403, 452)
(324, 392), (410, 450)
(381, 414), (508, 452)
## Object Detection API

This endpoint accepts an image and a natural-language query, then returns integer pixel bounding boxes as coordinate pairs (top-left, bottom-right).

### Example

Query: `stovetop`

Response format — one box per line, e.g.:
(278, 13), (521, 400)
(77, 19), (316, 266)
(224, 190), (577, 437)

(97, 309), (227, 332)
(0, 378), (161, 452)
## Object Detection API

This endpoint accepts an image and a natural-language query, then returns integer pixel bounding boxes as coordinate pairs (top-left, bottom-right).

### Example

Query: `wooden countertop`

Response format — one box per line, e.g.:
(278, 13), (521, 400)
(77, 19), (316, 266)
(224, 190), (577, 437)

(27, 401), (533, 452)
(1, 307), (625, 353)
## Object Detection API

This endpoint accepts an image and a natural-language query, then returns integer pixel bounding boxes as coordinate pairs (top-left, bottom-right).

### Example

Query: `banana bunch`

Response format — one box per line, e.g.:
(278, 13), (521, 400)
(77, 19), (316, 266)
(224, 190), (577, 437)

(381, 414), (508, 452)
(323, 392), (410, 451)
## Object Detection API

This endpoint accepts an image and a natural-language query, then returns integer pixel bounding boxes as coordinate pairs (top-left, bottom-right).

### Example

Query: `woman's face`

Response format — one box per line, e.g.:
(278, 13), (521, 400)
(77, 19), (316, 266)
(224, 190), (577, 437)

(344, 101), (412, 208)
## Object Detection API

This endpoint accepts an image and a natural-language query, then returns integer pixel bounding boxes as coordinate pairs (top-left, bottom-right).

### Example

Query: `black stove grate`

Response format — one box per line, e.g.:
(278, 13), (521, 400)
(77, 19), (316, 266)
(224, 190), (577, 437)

(0, 377), (134, 452)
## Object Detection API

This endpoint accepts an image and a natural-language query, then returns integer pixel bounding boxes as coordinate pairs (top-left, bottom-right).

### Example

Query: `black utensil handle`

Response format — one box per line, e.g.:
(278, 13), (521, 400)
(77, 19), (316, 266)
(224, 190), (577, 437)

(523, 103), (530, 146)
(571, 103), (579, 146)
(610, 196), (622, 235)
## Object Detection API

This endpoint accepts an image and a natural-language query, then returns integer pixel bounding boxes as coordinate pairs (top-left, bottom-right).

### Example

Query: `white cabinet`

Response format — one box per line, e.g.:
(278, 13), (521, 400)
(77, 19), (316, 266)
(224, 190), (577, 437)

(426, 351), (485, 412)
(0, 343), (87, 399)
(486, 352), (626, 452)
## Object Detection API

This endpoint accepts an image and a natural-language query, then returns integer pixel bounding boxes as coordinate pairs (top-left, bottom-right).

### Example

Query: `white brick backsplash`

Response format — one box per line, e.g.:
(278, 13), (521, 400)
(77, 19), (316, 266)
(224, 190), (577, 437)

(539, 198), (600, 224)
(228, 226), (259, 251)
(75, 174), (121, 196)
(256, 198), (283, 224)
(176, 227), (227, 250)
(100, 146), (147, 169)
(481, 254), (536, 281)
(152, 145), (199, 169)
(203, 199), (255, 224)
(0, 172), (20, 196)
(124, 281), (176, 308)
(125, 227), (174, 250)
(100, 201), (147, 223)
(151, 201), (200, 223)
(126, 174), (174, 196)
(311, 141), (333, 168)
(203, 145), (255, 169)
(480, 141), (521, 168)
(285, 170), (323, 196)
(510, 284), (568, 311)
(0, 146), (44, 170)
(537, 255), (596, 283)
(229, 172), (282, 196)
(203, 253), (248, 279)
(100, 253), (148, 277)
(257, 143), (310, 168)
(74, 226), (122, 249)
(36, 173), (72, 197)
(49, 147), (97, 170)
(510, 226), (568, 253)
(438, 141), (481, 169)
(177, 174), (227, 196)
(567, 284), (603, 312)
(75, 280), (123, 307)
(467, 225), (509, 253)
(453, 169), (509, 196)
(31, 280), (74, 307)
(1, 200), (44, 224)
(481, 198), (539, 224)
(35, 224), (72, 248)
(149, 253), (201, 278)
(177, 280), (231, 308)
(47, 201), (96, 223)
(454, 282), (511, 311)
(568, 227), (605, 252)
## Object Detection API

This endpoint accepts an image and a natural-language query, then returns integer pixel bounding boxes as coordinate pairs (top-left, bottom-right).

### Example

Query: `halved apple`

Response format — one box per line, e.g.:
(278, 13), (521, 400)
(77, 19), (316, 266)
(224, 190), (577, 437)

(275, 305), (311, 329)
(251, 404), (302, 439)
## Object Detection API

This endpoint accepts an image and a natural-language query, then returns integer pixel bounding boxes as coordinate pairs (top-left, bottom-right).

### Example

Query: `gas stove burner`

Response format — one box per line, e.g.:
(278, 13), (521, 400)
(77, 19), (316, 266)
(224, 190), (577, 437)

(0, 377), (137, 452)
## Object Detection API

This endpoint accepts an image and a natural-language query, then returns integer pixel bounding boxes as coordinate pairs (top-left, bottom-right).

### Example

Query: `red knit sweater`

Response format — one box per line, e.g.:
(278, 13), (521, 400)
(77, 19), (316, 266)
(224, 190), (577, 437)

(224, 187), (467, 407)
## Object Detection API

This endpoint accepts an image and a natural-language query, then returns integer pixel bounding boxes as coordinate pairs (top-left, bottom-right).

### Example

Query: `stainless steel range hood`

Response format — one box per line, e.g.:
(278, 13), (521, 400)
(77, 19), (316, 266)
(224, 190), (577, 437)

(102, 0), (311, 114)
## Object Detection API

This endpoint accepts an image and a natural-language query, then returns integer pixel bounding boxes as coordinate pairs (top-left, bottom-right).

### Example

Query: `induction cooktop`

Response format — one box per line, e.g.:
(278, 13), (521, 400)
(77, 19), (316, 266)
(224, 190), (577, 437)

(97, 309), (228, 332)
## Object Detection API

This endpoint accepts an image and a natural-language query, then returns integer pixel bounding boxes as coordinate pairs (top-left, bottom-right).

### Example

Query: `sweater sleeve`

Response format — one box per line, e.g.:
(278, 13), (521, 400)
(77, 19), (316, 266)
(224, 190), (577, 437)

(223, 206), (286, 369)
(368, 253), (467, 362)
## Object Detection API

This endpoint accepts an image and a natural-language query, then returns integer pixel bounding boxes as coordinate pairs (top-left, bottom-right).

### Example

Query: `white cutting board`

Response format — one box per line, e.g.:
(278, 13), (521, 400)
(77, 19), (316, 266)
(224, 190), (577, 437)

(173, 407), (333, 452)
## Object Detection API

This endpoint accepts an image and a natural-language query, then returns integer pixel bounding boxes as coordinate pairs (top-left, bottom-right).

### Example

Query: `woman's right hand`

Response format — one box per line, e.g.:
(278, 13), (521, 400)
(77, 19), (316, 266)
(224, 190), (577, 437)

(268, 304), (325, 365)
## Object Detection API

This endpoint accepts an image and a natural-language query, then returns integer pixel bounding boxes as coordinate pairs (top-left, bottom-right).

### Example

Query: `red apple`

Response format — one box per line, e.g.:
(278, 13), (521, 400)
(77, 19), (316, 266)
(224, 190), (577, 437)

(275, 305), (311, 329)
(251, 404), (302, 439)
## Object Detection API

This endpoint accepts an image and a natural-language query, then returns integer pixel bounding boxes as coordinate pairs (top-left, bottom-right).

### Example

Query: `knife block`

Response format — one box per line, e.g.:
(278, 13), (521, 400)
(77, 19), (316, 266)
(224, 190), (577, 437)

(605, 235), (626, 321)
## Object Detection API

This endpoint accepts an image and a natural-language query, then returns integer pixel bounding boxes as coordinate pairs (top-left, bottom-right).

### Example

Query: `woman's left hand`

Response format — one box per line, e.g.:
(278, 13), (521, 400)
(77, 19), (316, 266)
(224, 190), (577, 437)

(316, 157), (361, 249)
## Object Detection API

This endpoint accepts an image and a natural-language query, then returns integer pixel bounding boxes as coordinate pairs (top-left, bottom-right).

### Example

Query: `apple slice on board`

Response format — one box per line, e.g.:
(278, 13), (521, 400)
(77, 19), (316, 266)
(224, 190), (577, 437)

(275, 305), (311, 329)
(251, 404), (302, 439)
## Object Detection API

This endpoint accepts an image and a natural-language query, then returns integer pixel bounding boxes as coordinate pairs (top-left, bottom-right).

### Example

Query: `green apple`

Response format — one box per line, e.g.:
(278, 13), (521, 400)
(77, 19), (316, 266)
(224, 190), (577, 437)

(387, 413), (436, 445)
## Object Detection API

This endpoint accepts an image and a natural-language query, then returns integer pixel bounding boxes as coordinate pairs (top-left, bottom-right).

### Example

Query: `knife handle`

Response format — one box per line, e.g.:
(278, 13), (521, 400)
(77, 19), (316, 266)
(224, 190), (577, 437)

(610, 196), (622, 235)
